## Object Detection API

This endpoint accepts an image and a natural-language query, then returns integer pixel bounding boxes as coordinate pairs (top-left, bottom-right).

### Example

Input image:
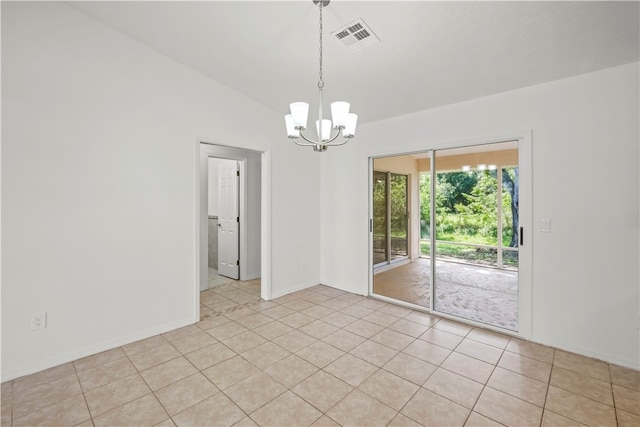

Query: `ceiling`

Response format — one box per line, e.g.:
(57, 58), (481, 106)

(67, 1), (639, 125)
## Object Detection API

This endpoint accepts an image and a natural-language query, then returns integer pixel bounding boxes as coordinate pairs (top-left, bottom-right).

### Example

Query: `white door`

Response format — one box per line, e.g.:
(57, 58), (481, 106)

(218, 160), (240, 279)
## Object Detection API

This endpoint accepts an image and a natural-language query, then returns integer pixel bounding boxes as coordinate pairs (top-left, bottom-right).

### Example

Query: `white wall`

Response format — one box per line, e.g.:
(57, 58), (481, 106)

(1, 2), (321, 380)
(321, 62), (640, 369)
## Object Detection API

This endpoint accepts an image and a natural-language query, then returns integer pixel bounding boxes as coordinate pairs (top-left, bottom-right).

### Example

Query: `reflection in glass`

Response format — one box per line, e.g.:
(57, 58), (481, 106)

(372, 171), (388, 265)
(389, 174), (408, 260)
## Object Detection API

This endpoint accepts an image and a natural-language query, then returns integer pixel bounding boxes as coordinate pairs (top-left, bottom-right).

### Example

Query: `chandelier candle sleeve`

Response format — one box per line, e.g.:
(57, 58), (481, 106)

(290, 102), (309, 129)
(344, 114), (358, 138)
(316, 119), (332, 142)
(285, 115), (300, 138)
(331, 102), (350, 128)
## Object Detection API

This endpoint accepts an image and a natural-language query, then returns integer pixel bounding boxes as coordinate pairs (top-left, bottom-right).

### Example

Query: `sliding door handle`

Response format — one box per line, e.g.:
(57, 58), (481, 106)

(520, 227), (524, 246)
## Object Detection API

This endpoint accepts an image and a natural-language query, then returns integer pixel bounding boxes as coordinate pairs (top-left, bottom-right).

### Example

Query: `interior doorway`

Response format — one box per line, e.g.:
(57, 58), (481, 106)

(370, 137), (531, 336)
(199, 143), (262, 293)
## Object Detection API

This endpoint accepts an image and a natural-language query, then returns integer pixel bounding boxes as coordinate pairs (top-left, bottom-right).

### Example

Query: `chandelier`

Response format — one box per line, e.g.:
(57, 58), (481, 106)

(284, 0), (358, 152)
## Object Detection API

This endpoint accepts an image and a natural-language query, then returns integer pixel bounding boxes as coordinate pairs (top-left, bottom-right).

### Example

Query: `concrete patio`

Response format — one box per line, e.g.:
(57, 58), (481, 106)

(373, 257), (518, 331)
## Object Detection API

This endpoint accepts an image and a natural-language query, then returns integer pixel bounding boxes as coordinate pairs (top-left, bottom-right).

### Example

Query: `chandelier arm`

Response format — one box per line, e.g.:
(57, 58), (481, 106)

(298, 132), (322, 145)
(325, 136), (354, 147)
(293, 139), (317, 147)
(298, 127), (343, 145)
(323, 129), (343, 144)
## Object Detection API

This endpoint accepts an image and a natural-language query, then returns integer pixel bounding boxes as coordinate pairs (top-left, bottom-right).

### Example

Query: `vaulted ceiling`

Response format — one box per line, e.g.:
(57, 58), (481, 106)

(68, 1), (639, 125)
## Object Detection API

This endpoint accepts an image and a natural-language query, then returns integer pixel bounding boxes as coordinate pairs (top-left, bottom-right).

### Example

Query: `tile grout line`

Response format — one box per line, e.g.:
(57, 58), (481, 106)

(71, 358), (95, 427)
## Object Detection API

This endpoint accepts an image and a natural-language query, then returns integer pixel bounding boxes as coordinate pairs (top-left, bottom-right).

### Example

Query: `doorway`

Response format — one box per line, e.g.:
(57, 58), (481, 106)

(370, 137), (531, 336)
(198, 143), (263, 293)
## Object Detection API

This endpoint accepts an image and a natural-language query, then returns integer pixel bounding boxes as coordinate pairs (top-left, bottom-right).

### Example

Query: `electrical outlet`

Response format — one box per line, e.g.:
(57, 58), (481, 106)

(31, 312), (47, 330)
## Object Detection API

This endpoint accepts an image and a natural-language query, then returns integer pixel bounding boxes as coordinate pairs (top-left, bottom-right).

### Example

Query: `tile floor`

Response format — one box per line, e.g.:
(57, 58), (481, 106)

(2, 280), (639, 427)
(208, 267), (237, 288)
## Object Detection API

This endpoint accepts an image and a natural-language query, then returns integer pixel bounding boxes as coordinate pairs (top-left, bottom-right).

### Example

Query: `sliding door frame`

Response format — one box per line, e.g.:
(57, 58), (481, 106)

(368, 132), (532, 340)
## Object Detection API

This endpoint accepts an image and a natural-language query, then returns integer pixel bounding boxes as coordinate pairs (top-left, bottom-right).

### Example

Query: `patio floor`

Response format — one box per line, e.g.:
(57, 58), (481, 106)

(373, 257), (518, 331)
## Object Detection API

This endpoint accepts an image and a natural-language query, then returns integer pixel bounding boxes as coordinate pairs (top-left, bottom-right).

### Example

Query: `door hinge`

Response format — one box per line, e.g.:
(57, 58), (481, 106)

(237, 217), (239, 222)
(236, 260), (240, 266)
(236, 170), (240, 177)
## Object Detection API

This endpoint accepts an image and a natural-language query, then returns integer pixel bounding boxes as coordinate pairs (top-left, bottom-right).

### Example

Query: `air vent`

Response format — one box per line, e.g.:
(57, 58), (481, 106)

(331, 18), (380, 52)
(335, 30), (349, 40)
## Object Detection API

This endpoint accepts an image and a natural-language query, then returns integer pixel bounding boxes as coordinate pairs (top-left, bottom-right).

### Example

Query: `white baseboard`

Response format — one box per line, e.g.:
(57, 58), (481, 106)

(2, 316), (196, 382)
(531, 335), (640, 371)
(269, 281), (320, 300)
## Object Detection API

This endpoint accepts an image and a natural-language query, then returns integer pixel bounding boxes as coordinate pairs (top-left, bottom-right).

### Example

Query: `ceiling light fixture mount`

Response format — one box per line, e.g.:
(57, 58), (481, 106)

(284, 0), (358, 152)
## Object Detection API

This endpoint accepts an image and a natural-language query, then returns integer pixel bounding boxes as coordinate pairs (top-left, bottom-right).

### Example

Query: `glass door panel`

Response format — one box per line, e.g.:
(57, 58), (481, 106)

(372, 171), (388, 266)
(419, 172), (432, 259)
(501, 166), (519, 270)
(372, 163), (418, 305)
(433, 142), (519, 331)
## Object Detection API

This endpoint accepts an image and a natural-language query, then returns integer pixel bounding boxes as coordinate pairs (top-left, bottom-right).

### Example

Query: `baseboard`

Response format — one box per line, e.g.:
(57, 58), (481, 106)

(245, 271), (260, 281)
(269, 281), (320, 300)
(531, 335), (640, 371)
(1, 316), (196, 382)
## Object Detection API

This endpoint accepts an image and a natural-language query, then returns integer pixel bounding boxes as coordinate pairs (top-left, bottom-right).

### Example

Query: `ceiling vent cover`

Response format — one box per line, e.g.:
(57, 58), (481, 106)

(331, 18), (380, 52)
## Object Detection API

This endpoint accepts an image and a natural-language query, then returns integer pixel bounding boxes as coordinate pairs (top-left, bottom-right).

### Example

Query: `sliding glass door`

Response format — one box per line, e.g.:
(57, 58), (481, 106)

(371, 140), (526, 333)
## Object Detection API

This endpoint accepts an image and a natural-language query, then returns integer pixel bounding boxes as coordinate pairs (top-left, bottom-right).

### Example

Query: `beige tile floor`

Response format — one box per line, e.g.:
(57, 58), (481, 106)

(208, 267), (237, 288)
(2, 280), (639, 427)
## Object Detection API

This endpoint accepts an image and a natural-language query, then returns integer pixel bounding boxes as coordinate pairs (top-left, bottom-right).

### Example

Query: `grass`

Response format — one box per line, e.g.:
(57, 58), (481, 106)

(420, 241), (518, 269)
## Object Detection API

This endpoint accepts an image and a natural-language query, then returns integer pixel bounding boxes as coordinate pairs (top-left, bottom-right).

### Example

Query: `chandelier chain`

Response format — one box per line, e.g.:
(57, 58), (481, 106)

(318, 1), (324, 89)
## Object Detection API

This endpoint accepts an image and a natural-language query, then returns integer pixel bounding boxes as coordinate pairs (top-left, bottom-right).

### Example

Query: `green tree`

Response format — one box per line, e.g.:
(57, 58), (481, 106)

(436, 172), (478, 212)
(455, 171), (498, 240)
(419, 173), (431, 238)
(389, 174), (408, 237)
(502, 167), (519, 247)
